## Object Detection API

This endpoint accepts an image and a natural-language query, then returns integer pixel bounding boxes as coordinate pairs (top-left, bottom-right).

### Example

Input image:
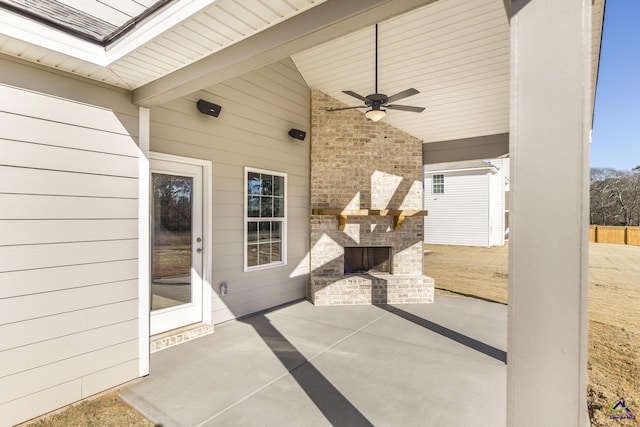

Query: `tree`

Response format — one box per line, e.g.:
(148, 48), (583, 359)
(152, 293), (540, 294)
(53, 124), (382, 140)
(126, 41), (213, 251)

(590, 168), (619, 225)
(590, 166), (640, 226)
(152, 174), (193, 234)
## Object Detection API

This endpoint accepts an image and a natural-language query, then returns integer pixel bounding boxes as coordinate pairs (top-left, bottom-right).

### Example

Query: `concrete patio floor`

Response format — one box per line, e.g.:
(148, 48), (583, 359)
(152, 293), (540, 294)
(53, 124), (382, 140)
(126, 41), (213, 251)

(120, 295), (507, 427)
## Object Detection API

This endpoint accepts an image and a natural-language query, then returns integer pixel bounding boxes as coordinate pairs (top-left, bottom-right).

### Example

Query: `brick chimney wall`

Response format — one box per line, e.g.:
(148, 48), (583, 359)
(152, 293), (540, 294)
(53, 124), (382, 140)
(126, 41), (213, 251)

(309, 89), (434, 305)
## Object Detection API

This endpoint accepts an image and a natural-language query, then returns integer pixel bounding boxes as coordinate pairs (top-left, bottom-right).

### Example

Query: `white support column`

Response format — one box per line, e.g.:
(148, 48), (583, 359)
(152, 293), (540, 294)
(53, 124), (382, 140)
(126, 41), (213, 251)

(508, 0), (591, 426)
(138, 107), (151, 377)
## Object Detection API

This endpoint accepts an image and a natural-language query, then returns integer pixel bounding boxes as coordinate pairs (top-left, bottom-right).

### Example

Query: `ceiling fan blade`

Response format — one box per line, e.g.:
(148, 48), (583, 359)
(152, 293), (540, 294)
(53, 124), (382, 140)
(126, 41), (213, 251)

(386, 104), (425, 113)
(386, 88), (420, 103)
(327, 106), (368, 112)
(343, 90), (369, 103)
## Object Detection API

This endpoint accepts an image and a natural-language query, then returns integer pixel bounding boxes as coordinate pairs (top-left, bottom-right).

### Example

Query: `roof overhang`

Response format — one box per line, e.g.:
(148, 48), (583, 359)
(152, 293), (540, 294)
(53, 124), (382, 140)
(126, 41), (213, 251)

(423, 132), (509, 164)
(132, 0), (439, 106)
(0, 0), (605, 153)
(424, 162), (499, 174)
(0, 0), (216, 66)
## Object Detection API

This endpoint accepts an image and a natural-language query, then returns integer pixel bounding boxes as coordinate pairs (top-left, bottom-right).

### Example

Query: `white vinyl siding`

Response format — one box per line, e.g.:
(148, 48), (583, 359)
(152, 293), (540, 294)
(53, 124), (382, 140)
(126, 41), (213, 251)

(424, 170), (490, 246)
(424, 160), (508, 247)
(0, 59), (140, 425)
(149, 58), (310, 324)
(489, 159), (507, 246)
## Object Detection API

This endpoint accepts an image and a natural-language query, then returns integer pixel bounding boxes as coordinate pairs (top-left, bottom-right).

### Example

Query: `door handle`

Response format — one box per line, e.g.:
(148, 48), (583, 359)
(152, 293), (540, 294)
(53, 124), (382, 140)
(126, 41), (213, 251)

(196, 248), (202, 254)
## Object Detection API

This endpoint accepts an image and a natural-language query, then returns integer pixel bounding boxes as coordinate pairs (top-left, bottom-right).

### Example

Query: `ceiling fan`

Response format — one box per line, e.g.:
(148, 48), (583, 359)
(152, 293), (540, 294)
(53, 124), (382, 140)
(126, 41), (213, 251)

(327, 24), (426, 122)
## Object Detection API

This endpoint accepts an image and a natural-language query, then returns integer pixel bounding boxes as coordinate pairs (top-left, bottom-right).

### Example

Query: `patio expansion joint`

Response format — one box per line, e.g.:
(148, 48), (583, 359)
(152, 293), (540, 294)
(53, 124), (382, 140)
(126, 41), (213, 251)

(193, 309), (393, 427)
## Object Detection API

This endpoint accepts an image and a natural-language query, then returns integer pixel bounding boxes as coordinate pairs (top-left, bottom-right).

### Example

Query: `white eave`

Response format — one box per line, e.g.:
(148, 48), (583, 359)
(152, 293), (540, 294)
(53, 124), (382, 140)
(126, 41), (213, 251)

(424, 161), (499, 174)
(0, 0), (217, 66)
(0, 0), (331, 89)
(427, 166), (498, 174)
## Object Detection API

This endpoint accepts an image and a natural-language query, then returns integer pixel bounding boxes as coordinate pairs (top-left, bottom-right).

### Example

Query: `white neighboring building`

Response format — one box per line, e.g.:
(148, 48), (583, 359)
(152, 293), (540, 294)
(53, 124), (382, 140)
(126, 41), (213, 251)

(424, 159), (509, 247)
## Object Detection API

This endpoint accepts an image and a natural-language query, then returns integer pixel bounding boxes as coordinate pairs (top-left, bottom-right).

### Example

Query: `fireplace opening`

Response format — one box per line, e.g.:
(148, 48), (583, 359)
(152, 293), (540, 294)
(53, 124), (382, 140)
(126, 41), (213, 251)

(344, 247), (391, 274)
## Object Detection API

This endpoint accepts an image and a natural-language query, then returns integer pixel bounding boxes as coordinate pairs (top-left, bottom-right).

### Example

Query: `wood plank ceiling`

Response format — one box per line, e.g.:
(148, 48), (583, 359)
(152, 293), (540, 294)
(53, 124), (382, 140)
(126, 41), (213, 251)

(291, 0), (510, 143)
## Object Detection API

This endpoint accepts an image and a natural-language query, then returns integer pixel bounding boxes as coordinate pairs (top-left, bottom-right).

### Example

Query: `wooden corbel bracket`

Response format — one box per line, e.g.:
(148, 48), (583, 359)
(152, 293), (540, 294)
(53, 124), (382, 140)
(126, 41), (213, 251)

(311, 209), (428, 231)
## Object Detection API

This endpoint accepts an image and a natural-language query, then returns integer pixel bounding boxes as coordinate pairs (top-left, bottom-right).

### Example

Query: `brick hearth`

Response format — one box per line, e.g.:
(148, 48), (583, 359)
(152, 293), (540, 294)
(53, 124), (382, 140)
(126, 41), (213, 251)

(309, 89), (434, 306)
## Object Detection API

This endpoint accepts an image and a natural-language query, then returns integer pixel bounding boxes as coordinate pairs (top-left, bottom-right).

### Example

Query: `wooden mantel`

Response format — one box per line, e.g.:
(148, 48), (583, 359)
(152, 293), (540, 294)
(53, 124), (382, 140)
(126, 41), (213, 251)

(312, 209), (428, 231)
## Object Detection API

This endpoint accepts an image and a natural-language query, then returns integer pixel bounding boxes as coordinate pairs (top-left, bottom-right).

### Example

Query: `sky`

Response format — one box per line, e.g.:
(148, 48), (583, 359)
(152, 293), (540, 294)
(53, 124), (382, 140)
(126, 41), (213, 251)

(591, 0), (640, 171)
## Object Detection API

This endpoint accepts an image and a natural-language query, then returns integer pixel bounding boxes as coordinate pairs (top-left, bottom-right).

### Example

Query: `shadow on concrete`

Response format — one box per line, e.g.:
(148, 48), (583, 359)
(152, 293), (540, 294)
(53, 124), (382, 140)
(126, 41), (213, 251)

(243, 314), (374, 427)
(435, 286), (507, 305)
(378, 304), (507, 363)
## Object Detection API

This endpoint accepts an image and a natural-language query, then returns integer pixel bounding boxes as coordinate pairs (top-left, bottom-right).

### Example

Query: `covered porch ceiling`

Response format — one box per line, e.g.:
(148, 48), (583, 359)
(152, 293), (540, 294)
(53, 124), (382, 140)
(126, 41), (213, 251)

(291, 0), (510, 144)
(0, 0), (604, 148)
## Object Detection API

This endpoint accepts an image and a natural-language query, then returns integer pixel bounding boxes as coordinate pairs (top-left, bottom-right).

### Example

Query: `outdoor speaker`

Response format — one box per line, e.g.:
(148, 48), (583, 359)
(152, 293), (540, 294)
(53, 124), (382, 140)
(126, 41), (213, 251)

(197, 99), (222, 117)
(288, 128), (306, 141)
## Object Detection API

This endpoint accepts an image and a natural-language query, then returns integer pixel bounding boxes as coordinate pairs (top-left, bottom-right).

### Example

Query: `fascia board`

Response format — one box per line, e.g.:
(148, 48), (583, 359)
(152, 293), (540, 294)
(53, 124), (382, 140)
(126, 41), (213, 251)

(105, 0), (216, 64)
(0, 9), (107, 65)
(426, 166), (497, 174)
(0, 0), (216, 67)
(422, 133), (510, 164)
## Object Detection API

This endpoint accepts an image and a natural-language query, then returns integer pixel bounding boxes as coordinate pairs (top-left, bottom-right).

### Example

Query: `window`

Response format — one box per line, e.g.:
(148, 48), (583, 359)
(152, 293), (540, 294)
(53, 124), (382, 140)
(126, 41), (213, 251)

(245, 168), (286, 271)
(432, 174), (444, 194)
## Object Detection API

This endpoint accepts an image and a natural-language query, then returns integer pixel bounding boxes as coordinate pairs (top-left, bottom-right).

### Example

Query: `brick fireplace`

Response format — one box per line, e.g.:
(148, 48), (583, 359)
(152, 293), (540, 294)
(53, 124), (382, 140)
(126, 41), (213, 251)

(309, 89), (435, 306)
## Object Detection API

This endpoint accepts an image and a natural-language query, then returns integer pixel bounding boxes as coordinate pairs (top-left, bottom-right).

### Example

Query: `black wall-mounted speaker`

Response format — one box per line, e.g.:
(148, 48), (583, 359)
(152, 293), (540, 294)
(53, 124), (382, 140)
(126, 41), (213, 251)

(197, 99), (222, 117)
(288, 128), (306, 141)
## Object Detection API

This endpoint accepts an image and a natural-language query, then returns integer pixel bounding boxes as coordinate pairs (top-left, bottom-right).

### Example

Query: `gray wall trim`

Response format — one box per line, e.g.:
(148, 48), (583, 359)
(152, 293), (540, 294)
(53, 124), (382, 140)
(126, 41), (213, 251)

(422, 133), (509, 164)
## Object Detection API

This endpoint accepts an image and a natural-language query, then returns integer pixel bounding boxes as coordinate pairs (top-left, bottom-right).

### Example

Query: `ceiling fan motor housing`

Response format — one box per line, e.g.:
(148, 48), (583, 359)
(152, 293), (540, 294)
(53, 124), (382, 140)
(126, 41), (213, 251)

(367, 93), (388, 104)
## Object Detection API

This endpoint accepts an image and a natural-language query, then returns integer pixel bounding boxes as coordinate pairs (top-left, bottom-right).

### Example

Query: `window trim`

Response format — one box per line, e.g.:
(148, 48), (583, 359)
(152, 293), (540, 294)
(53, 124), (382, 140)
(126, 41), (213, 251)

(432, 174), (445, 194)
(244, 167), (287, 272)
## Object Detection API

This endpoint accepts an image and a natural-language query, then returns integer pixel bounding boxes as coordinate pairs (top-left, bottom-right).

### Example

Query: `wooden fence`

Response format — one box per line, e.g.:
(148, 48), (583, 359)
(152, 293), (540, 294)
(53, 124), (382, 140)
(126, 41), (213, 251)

(589, 226), (640, 245)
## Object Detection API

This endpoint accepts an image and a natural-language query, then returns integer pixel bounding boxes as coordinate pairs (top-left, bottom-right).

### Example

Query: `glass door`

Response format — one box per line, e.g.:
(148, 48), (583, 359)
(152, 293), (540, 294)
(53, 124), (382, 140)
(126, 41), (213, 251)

(150, 158), (203, 335)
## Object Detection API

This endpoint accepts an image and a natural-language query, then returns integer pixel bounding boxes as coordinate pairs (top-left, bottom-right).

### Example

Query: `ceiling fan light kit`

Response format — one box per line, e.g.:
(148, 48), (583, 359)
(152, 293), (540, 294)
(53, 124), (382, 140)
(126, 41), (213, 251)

(327, 24), (425, 121)
(365, 109), (386, 121)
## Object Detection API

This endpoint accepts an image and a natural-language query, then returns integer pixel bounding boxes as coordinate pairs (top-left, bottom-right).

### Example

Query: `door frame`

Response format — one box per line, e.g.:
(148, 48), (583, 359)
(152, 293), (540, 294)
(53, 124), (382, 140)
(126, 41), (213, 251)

(148, 152), (212, 333)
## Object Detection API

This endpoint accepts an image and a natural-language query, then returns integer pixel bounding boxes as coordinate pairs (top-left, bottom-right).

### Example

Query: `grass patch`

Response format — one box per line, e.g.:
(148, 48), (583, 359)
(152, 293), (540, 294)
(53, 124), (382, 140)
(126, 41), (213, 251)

(22, 391), (153, 427)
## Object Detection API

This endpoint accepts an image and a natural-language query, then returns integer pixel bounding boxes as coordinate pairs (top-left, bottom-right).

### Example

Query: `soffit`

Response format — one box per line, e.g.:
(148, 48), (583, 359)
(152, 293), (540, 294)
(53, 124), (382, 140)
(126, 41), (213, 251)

(424, 159), (494, 172)
(108, 0), (329, 88)
(0, 0), (328, 89)
(1, 0), (171, 44)
(591, 0), (605, 115)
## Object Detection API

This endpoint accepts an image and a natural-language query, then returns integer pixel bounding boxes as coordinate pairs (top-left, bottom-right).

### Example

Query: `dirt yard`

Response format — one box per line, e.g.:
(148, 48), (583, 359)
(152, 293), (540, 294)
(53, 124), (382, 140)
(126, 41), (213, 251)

(425, 242), (640, 427)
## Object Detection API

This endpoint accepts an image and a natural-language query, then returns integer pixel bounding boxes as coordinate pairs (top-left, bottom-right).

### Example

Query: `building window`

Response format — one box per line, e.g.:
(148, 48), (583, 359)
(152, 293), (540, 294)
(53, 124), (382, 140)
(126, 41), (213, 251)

(245, 167), (286, 271)
(432, 174), (444, 194)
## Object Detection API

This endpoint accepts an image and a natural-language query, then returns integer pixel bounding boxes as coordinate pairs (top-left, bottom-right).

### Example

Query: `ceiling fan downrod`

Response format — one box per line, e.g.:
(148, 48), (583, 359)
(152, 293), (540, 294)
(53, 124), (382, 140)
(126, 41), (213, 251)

(374, 23), (378, 95)
(325, 22), (426, 119)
